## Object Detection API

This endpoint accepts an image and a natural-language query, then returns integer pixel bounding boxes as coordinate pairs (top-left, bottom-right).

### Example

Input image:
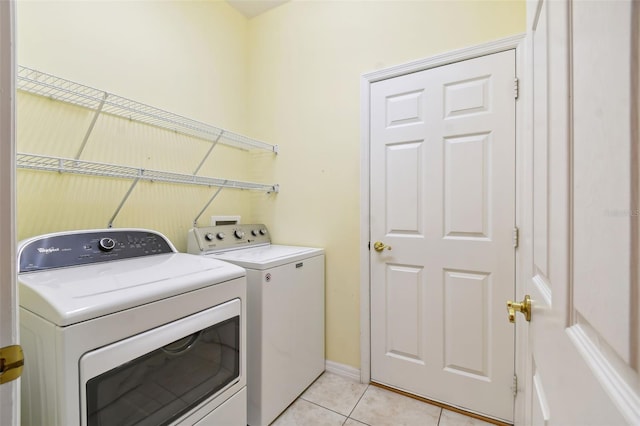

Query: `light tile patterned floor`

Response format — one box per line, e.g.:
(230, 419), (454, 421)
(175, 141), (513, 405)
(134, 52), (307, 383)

(271, 372), (498, 426)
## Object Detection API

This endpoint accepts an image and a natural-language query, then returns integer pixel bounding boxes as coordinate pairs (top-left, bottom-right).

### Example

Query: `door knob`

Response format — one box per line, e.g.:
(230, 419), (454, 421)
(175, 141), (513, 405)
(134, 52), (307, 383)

(506, 295), (531, 323)
(373, 241), (392, 252)
(0, 345), (24, 384)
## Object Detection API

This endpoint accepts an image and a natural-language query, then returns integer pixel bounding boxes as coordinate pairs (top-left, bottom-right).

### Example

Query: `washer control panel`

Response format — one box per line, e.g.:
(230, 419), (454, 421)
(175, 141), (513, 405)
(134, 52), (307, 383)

(18, 229), (176, 273)
(187, 224), (270, 254)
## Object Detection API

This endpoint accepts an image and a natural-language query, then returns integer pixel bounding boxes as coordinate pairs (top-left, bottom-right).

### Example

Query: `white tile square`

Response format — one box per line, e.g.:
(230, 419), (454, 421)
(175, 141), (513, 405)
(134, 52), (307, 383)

(300, 372), (369, 416)
(349, 386), (441, 426)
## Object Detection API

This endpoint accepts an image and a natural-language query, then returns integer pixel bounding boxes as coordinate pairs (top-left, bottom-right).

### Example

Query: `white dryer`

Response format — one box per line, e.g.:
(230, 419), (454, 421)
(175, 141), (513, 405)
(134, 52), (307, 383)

(188, 224), (325, 426)
(18, 228), (247, 426)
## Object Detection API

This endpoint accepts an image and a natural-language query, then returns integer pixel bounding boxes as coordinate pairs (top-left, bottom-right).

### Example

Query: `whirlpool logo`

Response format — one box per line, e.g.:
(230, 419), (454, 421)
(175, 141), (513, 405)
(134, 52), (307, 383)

(37, 247), (60, 254)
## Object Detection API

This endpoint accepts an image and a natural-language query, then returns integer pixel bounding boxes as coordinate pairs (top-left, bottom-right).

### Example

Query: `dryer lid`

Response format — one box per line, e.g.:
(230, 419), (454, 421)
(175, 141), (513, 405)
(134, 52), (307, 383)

(18, 253), (245, 326)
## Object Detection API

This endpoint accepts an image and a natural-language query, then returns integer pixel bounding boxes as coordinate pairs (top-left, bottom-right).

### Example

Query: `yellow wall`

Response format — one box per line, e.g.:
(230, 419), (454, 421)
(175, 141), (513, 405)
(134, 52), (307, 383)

(16, 0), (259, 249)
(246, 0), (525, 368)
(17, 0), (525, 370)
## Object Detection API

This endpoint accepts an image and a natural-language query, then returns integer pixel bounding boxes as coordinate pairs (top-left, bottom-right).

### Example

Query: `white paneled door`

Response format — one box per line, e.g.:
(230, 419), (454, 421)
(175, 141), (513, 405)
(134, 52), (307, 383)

(370, 50), (516, 422)
(520, 0), (639, 424)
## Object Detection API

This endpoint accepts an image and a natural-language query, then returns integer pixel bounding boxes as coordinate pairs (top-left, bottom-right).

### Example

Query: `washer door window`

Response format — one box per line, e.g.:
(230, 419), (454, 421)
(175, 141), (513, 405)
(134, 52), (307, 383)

(80, 299), (241, 426)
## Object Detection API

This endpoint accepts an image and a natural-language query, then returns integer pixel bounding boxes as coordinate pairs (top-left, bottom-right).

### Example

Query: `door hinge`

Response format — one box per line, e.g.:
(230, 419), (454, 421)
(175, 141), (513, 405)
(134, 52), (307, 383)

(514, 77), (519, 99)
(0, 345), (24, 385)
(513, 227), (519, 249)
(512, 374), (518, 397)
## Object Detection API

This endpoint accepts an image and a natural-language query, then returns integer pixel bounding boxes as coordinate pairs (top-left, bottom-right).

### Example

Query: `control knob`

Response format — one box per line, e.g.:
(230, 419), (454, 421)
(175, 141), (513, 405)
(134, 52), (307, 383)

(204, 233), (214, 241)
(234, 230), (245, 239)
(98, 237), (116, 252)
(259, 228), (267, 235)
(216, 232), (226, 240)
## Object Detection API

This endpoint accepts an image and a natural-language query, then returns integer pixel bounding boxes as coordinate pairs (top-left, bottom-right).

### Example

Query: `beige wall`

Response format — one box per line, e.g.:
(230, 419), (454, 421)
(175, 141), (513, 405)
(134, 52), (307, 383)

(246, 0), (525, 368)
(17, 0), (525, 370)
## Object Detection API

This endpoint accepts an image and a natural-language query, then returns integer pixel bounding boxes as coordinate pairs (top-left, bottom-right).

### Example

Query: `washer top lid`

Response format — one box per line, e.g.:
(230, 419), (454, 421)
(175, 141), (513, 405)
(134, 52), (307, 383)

(18, 252), (245, 326)
(208, 244), (324, 270)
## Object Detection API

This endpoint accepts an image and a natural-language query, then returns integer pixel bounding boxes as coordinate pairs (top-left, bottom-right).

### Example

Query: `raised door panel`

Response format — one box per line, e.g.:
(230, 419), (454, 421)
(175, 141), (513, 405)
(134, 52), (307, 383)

(444, 133), (491, 240)
(444, 76), (491, 119)
(385, 264), (425, 363)
(571, 0), (632, 363)
(386, 90), (426, 128)
(443, 269), (490, 379)
(532, 0), (550, 287)
(386, 142), (424, 235)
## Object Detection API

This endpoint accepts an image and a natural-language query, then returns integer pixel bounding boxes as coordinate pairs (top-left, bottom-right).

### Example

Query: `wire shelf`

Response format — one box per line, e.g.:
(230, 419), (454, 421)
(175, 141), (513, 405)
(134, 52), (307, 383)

(17, 66), (278, 153)
(17, 153), (279, 193)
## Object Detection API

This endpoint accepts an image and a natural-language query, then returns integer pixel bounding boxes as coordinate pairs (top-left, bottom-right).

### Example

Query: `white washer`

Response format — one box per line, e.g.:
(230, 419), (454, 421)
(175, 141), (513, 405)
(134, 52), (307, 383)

(18, 228), (247, 426)
(188, 224), (325, 426)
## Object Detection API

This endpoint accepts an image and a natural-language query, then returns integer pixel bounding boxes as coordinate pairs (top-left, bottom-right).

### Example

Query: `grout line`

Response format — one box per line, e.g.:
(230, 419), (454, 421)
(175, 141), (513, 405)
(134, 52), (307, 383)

(300, 397), (351, 421)
(345, 383), (370, 420)
(437, 407), (443, 425)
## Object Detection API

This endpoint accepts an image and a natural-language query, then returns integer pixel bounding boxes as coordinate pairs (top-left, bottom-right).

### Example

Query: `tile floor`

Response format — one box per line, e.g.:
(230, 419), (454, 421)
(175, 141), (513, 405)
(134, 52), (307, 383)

(271, 372), (498, 426)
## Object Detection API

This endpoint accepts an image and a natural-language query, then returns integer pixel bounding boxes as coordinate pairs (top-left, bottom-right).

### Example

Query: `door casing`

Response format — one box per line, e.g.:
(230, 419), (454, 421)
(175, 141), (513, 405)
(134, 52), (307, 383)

(359, 33), (526, 423)
(0, 1), (18, 425)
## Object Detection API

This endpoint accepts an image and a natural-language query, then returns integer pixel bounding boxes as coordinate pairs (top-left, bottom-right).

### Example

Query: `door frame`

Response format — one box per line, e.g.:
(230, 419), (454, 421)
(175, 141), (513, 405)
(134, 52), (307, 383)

(359, 33), (526, 421)
(0, 0), (18, 424)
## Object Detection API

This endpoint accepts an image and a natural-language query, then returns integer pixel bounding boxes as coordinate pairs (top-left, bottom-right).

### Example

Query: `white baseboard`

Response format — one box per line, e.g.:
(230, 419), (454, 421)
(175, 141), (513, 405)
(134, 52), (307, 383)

(325, 360), (362, 383)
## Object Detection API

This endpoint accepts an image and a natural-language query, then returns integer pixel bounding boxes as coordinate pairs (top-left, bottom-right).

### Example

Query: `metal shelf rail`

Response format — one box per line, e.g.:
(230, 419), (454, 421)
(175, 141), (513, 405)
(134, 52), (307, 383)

(16, 153), (278, 192)
(17, 153), (279, 228)
(17, 65), (279, 154)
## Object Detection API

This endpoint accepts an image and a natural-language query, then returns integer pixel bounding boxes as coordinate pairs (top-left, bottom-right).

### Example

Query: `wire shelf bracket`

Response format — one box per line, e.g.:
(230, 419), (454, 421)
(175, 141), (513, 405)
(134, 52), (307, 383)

(192, 184), (227, 228)
(193, 131), (223, 175)
(108, 177), (140, 228)
(75, 92), (108, 160)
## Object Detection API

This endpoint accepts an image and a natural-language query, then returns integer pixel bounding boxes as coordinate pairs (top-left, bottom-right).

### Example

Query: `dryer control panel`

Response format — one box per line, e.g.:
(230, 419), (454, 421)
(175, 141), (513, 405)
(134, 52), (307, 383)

(18, 229), (176, 272)
(188, 224), (270, 254)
